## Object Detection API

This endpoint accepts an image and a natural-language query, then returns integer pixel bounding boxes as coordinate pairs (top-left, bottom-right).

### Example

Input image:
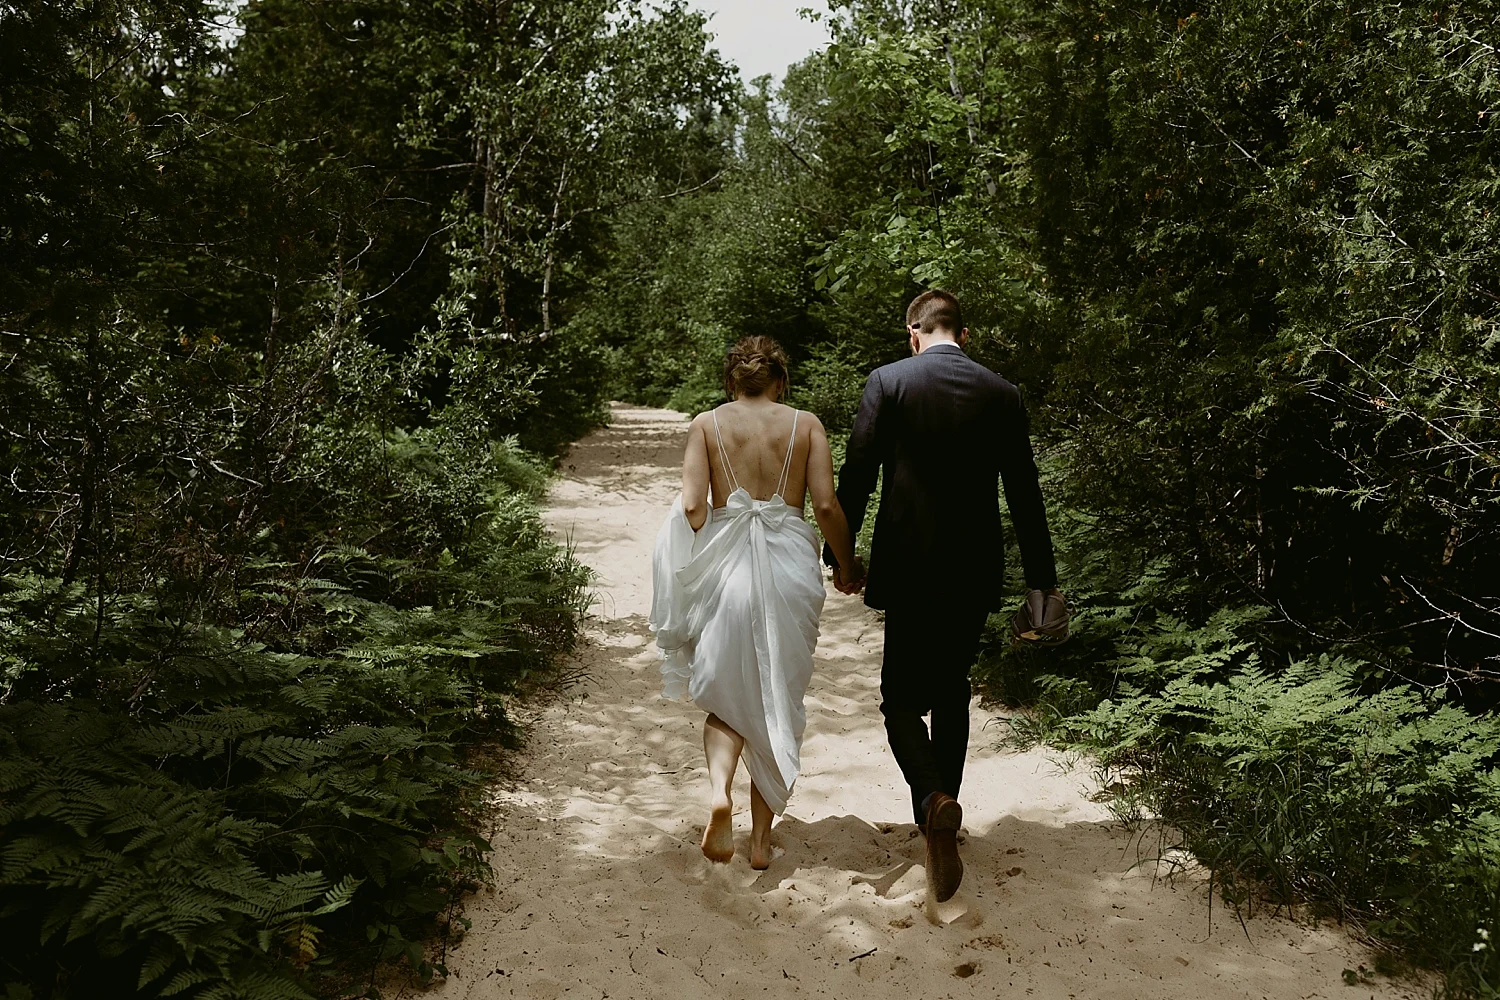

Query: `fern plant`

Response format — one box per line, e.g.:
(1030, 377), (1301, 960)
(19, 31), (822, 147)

(0, 429), (587, 998)
(994, 596), (1500, 995)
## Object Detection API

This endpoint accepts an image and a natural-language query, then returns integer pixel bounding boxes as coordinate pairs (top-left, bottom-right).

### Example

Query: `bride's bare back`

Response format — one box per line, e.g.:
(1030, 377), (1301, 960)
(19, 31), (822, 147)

(679, 395), (856, 572)
(706, 400), (805, 507)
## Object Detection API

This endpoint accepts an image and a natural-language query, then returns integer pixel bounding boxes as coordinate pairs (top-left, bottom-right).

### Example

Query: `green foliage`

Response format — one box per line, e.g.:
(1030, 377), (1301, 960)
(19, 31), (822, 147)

(1048, 629), (1500, 995)
(0, 428), (587, 997)
(569, 75), (904, 420)
(587, 0), (1500, 681)
(972, 509), (1500, 993)
(1, 0), (725, 994)
(844, 0), (1500, 678)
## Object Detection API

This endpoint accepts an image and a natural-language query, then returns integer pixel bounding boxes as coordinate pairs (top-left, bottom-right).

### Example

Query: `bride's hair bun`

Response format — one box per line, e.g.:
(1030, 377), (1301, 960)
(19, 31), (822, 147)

(723, 335), (790, 398)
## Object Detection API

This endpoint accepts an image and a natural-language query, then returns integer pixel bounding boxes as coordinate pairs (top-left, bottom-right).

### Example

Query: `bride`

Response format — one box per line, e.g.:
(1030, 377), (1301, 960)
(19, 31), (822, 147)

(650, 335), (863, 869)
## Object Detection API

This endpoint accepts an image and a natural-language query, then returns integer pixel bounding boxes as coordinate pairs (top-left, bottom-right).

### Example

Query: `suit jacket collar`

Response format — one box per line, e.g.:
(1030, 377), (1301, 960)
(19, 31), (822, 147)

(920, 342), (965, 356)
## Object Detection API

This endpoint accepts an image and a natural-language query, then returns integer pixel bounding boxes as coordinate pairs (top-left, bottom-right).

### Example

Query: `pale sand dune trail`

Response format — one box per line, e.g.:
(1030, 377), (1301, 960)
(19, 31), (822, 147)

(424, 402), (1417, 1000)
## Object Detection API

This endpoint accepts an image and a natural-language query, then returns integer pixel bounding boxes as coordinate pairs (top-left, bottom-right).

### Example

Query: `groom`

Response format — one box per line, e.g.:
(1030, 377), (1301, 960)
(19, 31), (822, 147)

(824, 289), (1061, 902)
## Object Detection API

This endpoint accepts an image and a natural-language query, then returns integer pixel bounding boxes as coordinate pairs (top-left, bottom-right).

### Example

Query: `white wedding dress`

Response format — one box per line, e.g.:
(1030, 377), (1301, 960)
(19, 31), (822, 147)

(649, 410), (825, 814)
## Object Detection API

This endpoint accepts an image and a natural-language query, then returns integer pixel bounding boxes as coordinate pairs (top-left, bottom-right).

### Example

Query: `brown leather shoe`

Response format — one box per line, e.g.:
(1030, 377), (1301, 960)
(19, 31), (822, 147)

(1011, 588), (1071, 646)
(924, 793), (964, 902)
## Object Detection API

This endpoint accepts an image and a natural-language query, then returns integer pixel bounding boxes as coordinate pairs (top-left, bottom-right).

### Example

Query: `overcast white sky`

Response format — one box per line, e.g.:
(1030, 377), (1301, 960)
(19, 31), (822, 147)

(686, 0), (834, 85)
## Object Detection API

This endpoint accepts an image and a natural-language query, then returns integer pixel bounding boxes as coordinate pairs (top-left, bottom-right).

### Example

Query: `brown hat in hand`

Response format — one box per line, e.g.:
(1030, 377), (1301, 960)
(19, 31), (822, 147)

(1011, 589), (1070, 646)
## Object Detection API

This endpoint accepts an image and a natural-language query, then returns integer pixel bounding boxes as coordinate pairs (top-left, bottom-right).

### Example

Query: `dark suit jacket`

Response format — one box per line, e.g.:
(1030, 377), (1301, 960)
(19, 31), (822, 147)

(823, 343), (1057, 611)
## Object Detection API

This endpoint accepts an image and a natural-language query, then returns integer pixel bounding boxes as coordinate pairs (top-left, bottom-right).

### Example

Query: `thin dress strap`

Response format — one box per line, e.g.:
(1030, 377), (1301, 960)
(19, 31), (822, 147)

(775, 410), (799, 498)
(711, 408), (740, 493)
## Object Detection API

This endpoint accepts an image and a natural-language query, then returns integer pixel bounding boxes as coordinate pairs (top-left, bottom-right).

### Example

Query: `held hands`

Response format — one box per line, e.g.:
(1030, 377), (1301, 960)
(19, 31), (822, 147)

(833, 556), (867, 595)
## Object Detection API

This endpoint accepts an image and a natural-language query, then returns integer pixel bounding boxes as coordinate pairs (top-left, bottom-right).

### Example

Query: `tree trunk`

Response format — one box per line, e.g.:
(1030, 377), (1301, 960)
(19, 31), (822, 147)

(61, 324), (102, 586)
(541, 163), (570, 336)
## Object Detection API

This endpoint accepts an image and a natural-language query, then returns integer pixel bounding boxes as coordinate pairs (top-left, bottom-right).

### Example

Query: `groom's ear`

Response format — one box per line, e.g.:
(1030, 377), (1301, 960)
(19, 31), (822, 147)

(958, 327), (970, 349)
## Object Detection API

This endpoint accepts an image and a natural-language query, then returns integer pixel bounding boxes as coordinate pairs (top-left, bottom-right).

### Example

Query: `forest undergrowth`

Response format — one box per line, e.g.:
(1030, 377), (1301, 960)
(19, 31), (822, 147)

(975, 510), (1500, 996)
(0, 426), (589, 998)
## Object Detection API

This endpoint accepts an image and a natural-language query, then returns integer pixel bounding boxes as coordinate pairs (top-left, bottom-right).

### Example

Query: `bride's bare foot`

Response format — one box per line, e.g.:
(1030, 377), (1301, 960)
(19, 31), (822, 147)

(748, 781), (775, 870)
(701, 796), (734, 863)
(700, 716), (743, 863)
(749, 828), (773, 870)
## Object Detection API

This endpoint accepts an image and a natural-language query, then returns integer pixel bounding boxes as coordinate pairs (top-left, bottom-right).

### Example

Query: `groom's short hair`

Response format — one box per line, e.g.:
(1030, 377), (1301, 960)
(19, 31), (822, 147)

(906, 289), (963, 335)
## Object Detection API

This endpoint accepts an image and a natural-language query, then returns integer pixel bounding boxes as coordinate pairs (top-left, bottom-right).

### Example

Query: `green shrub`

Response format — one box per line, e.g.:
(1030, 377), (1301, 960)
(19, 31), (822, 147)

(1064, 647), (1500, 993)
(980, 594), (1500, 996)
(0, 431), (587, 998)
(795, 343), (869, 434)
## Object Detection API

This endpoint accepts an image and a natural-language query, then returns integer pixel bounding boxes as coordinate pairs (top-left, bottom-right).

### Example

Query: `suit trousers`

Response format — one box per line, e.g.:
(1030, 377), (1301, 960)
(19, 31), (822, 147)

(879, 605), (991, 826)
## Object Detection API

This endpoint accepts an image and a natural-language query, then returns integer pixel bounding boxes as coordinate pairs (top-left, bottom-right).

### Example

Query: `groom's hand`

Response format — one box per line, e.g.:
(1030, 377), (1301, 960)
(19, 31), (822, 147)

(833, 557), (866, 595)
(833, 566), (856, 594)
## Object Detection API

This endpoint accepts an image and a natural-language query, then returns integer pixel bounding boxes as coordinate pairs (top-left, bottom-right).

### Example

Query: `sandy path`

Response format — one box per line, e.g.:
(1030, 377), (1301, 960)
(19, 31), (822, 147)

(428, 402), (1414, 1000)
